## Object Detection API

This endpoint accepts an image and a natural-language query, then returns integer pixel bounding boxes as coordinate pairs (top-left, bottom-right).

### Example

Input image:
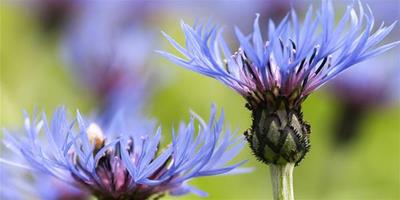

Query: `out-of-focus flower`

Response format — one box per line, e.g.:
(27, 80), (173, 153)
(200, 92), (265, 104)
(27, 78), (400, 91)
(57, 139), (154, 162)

(329, 48), (400, 146)
(3, 105), (245, 199)
(160, 1), (398, 165)
(62, 1), (155, 120)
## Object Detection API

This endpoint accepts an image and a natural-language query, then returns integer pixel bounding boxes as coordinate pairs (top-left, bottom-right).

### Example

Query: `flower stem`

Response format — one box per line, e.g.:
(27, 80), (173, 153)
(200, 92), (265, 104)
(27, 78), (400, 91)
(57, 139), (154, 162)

(269, 163), (295, 200)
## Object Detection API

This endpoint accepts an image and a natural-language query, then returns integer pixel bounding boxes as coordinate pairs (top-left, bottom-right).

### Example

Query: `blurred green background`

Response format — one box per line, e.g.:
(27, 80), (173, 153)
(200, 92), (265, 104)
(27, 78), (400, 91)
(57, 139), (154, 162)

(1, 1), (399, 200)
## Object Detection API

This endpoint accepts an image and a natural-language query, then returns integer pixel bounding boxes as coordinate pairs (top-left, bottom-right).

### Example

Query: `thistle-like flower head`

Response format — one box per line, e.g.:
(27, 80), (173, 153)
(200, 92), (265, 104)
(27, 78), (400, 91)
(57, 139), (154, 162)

(160, 1), (397, 109)
(160, 1), (398, 165)
(3, 106), (245, 199)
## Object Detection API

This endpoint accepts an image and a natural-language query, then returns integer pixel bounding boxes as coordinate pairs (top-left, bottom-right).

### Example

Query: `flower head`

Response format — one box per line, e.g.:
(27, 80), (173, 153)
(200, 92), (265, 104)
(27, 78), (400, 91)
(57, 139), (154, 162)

(3, 105), (245, 199)
(160, 1), (398, 165)
(160, 1), (397, 109)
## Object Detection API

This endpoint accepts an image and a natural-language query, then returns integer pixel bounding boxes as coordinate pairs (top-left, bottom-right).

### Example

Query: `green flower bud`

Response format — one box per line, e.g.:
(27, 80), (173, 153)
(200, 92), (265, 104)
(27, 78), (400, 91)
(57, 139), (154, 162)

(245, 91), (310, 165)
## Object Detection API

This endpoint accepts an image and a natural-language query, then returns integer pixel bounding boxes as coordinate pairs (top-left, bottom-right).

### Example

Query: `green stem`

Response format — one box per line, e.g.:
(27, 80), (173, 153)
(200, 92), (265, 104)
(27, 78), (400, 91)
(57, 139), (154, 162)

(269, 163), (295, 200)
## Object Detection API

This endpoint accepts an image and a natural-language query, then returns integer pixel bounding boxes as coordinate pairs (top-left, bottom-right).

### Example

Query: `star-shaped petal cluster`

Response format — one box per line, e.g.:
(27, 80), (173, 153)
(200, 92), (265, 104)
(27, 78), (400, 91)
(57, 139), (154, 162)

(3, 105), (245, 199)
(160, 1), (398, 109)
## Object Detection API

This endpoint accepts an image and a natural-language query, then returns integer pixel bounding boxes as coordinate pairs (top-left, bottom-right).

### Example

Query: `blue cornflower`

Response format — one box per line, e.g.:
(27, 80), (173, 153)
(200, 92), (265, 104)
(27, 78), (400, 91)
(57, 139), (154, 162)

(160, 1), (398, 108)
(3, 105), (245, 199)
(160, 1), (398, 165)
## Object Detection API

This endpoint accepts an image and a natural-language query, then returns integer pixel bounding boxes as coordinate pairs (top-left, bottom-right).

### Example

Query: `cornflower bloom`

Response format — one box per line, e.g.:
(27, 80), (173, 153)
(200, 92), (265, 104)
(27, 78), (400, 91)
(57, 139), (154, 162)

(160, 1), (398, 199)
(3, 105), (245, 200)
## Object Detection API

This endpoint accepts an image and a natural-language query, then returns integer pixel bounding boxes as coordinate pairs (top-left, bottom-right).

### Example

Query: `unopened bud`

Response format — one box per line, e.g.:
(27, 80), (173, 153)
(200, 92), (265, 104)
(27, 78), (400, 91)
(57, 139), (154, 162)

(245, 92), (310, 165)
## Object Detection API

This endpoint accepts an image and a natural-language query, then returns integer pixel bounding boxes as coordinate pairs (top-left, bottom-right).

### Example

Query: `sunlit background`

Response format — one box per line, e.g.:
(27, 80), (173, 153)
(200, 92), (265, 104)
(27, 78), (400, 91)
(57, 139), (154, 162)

(1, 0), (399, 199)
